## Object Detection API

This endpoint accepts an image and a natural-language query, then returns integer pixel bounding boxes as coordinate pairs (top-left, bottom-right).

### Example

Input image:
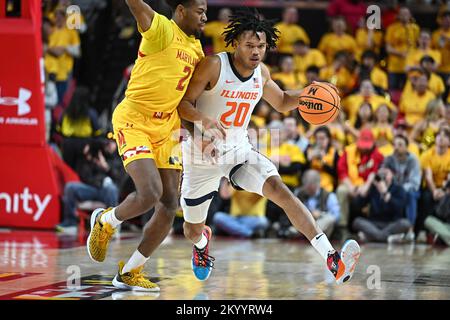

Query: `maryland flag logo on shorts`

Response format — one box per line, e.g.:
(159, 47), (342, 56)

(122, 146), (152, 161)
(117, 130), (127, 150)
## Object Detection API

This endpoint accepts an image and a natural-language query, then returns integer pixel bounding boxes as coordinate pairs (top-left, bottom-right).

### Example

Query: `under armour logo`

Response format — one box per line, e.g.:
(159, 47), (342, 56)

(0, 87), (31, 116)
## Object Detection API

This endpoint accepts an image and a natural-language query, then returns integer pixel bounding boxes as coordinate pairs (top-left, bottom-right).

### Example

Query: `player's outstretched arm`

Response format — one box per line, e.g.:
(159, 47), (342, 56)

(178, 56), (226, 138)
(125, 0), (155, 32)
(261, 63), (303, 113)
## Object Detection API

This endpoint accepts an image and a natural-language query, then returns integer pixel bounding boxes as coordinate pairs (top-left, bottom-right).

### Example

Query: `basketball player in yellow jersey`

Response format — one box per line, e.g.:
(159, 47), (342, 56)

(86, 0), (219, 292)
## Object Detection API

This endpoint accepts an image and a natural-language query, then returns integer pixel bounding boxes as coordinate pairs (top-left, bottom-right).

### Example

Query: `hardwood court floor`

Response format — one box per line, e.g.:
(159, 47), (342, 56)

(0, 228), (449, 300)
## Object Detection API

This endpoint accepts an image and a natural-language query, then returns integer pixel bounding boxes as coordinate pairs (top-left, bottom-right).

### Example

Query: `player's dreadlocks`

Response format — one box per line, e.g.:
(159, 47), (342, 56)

(223, 9), (280, 49)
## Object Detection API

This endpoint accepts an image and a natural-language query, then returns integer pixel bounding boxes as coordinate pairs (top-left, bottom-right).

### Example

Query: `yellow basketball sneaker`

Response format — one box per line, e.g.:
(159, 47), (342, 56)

(112, 261), (160, 292)
(86, 208), (116, 263)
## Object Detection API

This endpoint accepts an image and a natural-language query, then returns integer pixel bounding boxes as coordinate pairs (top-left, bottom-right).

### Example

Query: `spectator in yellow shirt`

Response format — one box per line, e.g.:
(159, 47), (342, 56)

(303, 65), (322, 87)
(212, 179), (269, 238)
(203, 8), (232, 54)
(410, 99), (446, 153)
(318, 16), (358, 64)
(358, 50), (389, 92)
(432, 11), (450, 82)
(319, 51), (356, 96)
(341, 80), (395, 125)
(292, 40), (326, 74)
(344, 101), (374, 144)
(275, 7), (310, 55)
(385, 7), (420, 89)
(420, 56), (446, 97)
(305, 126), (339, 192)
(355, 17), (384, 59)
(372, 104), (396, 157)
(272, 56), (303, 90)
(418, 127), (450, 234)
(44, 8), (81, 104)
(406, 30), (442, 71)
(266, 120), (306, 190)
(399, 74), (436, 127)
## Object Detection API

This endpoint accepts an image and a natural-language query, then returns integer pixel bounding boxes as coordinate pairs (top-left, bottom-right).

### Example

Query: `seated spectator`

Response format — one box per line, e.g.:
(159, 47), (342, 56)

(355, 19), (384, 60)
(425, 179), (450, 246)
(251, 101), (270, 129)
(319, 51), (356, 96)
(304, 65), (321, 86)
(399, 74), (436, 127)
(372, 104), (396, 157)
(420, 56), (445, 97)
(352, 167), (412, 243)
(336, 129), (384, 233)
(341, 80), (395, 126)
(295, 170), (341, 238)
(266, 120), (305, 190)
(203, 8), (232, 54)
(56, 141), (120, 233)
(431, 10), (450, 83)
(265, 121), (306, 238)
(284, 116), (309, 153)
(318, 16), (357, 65)
(292, 40), (326, 74)
(417, 127), (450, 236)
(305, 126), (339, 192)
(57, 86), (102, 169)
(213, 180), (269, 238)
(358, 50), (388, 92)
(275, 7), (310, 56)
(394, 119), (421, 158)
(272, 56), (303, 90)
(405, 30), (441, 71)
(345, 102), (374, 143)
(410, 99), (446, 153)
(385, 7), (420, 90)
(382, 135), (422, 229)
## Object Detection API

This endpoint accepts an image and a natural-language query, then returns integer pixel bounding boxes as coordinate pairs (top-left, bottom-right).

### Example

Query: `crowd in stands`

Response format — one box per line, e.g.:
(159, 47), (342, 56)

(41, 0), (450, 246)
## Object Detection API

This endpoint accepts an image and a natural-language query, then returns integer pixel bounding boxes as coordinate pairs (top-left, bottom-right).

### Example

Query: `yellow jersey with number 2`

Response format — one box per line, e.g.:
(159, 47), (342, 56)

(125, 12), (204, 114)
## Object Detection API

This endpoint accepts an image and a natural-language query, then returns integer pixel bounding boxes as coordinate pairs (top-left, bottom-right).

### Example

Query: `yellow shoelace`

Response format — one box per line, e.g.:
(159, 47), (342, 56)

(98, 223), (114, 244)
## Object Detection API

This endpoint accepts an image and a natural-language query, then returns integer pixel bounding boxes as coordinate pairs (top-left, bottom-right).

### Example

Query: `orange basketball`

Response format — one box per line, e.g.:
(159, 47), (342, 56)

(298, 82), (341, 125)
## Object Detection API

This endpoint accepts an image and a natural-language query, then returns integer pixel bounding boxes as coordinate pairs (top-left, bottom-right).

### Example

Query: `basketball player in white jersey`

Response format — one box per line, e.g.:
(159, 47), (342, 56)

(177, 9), (360, 284)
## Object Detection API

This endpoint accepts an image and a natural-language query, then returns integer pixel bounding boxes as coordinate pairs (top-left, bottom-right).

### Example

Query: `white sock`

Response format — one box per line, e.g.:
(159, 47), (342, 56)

(194, 233), (208, 250)
(100, 207), (122, 228)
(122, 249), (149, 273)
(310, 233), (335, 261)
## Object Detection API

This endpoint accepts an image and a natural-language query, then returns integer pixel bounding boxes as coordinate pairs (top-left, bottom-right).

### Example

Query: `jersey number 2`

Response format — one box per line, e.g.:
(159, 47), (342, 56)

(176, 66), (192, 91)
(220, 102), (251, 127)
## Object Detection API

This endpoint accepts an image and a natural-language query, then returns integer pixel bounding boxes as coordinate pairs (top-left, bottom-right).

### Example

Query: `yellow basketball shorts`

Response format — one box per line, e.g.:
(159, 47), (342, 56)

(112, 101), (182, 170)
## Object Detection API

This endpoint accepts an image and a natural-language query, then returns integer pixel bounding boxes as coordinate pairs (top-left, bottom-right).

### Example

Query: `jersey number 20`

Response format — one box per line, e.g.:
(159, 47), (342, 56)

(220, 102), (251, 127)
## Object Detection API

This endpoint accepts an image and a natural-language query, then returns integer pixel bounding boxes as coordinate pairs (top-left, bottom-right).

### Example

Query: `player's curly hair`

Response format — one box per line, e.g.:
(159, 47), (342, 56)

(165, 0), (193, 11)
(223, 8), (279, 49)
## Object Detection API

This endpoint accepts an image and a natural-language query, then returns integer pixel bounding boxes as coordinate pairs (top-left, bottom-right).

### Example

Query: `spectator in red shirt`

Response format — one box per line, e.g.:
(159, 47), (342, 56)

(336, 129), (384, 235)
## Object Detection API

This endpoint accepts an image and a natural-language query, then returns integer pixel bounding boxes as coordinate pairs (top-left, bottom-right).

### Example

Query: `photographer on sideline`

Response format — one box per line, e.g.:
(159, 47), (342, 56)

(352, 167), (412, 243)
(56, 140), (120, 233)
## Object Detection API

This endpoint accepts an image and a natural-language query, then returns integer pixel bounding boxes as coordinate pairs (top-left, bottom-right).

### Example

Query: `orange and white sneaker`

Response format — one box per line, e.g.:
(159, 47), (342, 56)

(327, 239), (361, 284)
(86, 208), (116, 263)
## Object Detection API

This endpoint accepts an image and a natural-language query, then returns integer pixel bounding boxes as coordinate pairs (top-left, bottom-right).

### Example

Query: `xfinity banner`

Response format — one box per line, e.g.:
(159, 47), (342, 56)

(0, 0), (60, 229)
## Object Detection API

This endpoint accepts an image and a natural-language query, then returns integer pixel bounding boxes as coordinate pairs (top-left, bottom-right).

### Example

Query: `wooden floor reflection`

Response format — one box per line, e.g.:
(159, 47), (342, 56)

(0, 230), (449, 300)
